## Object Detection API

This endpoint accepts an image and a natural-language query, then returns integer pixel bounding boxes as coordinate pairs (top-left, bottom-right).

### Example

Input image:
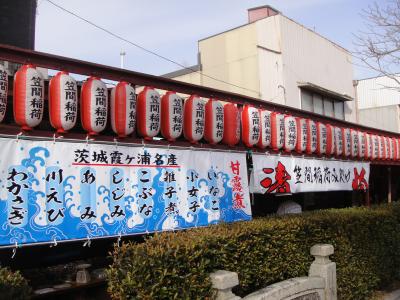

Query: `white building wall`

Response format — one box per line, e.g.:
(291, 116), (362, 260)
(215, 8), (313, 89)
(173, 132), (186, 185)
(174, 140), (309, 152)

(357, 76), (400, 109)
(278, 16), (356, 121)
(358, 105), (400, 133)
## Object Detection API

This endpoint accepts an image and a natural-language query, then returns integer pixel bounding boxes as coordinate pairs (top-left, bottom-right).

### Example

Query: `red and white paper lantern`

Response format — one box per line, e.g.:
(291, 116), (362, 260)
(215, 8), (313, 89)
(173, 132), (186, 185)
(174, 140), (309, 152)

(137, 86), (161, 139)
(385, 137), (391, 160)
(295, 118), (307, 153)
(372, 135), (379, 160)
(241, 105), (260, 147)
(284, 115), (297, 152)
(342, 128), (351, 157)
(14, 64), (44, 130)
(81, 76), (108, 135)
(270, 112), (284, 150)
(334, 127), (343, 156)
(357, 131), (366, 159)
(326, 124), (335, 156)
(110, 82), (136, 137)
(49, 71), (77, 133)
(257, 110), (271, 149)
(222, 103), (240, 147)
(365, 133), (372, 160)
(0, 64), (8, 123)
(204, 99), (224, 144)
(350, 129), (359, 158)
(306, 119), (317, 154)
(397, 139), (400, 161)
(183, 95), (205, 143)
(379, 136), (385, 160)
(391, 138), (396, 160)
(160, 91), (183, 141)
(316, 122), (327, 155)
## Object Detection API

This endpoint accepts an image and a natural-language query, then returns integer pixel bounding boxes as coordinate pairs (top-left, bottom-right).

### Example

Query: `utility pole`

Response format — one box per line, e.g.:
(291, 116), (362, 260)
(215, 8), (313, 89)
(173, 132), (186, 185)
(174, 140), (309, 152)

(120, 50), (126, 69)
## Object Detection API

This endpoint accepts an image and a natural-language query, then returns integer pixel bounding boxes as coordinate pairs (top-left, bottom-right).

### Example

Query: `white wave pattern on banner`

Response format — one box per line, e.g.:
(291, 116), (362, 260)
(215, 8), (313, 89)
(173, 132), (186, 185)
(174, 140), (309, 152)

(0, 138), (251, 246)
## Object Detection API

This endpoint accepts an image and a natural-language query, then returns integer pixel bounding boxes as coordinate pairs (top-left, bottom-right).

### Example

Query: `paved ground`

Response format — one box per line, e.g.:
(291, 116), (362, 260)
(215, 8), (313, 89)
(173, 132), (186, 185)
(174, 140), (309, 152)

(383, 290), (400, 300)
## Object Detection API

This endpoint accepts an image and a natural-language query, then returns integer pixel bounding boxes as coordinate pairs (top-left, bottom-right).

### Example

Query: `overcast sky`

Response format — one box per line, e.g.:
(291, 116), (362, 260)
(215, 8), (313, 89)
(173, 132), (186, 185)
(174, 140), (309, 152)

(36, 0), (379, 80)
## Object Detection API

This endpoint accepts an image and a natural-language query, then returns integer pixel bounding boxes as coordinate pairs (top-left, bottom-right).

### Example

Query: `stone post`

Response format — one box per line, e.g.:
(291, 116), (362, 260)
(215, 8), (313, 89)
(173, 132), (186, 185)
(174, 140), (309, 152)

(309, 244), (337, 300)
(210, 270), (241, 300)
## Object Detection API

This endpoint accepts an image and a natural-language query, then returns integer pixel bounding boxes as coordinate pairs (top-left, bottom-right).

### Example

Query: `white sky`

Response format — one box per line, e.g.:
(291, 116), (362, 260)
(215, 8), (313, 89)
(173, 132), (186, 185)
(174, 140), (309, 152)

(35, 0), (379, 80)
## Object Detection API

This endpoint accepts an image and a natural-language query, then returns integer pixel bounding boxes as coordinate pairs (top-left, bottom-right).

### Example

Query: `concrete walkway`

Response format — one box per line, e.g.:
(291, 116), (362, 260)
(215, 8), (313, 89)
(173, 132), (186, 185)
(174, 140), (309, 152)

(383, 290), (400, 300)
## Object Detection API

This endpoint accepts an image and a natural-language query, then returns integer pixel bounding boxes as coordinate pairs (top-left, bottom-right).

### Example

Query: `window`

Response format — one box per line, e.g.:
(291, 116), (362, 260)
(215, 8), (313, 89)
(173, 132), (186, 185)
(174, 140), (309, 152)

(301, 90), (313, 112)
(323, 98), (334, 118)
(313, 94), (323, 115)
(334, 101), (344, 120)
(300, 89), (346, 120)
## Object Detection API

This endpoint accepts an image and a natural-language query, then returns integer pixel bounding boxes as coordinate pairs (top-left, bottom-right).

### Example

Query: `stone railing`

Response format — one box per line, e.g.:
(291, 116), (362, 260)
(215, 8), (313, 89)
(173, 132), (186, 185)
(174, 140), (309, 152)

(210, 244), (336, 300)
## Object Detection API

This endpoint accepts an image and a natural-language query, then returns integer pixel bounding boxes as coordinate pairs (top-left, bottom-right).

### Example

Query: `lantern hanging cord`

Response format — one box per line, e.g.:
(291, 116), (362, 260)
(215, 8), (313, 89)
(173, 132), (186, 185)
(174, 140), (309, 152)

(43, 0), (260, 95)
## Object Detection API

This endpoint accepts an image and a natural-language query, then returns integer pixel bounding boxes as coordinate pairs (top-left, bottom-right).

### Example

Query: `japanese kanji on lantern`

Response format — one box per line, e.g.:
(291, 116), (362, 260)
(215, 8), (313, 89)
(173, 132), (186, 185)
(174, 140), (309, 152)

(379, 136), (386, 160)
(160, 91), (183, 141)
(397, 139), (400, 160)
(270, 112), (284, 150)
(0, 64), (8, 123)
(378, 135), (386, 159)
(334, 127), (343, 156)
(295, 118), (307, 153)
(136, 86), (161, 140)
(326, 124), (335, 156)
(342, 128), (351, 157)
(204, 99), (224, 144)
(316, 122), (327, 155)
(357, 131), (365, 159)
(241, 105), (260, 147)
(183, 95), (205, 143)
(13, 64), (44, 130)
(372, 135), (379, 160)
(110, 81), (136, 138)
(350, 129), (359, 158)
(391, 137), (397, 160)
(365, 133), (372, 160)
(283, 115), (297, 152)
(385, 137), (391, 160)
(80, 76), (108, 135)
(257, 109), (271, 149)
(306, 119), (317, 154)
(222, 103), (240, 147)
(49, 71), (77, 133)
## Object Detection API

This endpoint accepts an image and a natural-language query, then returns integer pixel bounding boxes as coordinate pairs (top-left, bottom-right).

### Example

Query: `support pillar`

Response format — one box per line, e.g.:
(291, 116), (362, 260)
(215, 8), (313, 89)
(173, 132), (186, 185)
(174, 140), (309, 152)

(309, 244), (337, 300)
(365, 189), (370, 207)
(388, 167), (392, 204)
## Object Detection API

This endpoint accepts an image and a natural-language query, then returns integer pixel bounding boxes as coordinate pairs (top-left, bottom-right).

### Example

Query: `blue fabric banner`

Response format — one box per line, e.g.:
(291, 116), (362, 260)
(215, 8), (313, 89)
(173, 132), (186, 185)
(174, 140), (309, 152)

(0, 137), (251, 246)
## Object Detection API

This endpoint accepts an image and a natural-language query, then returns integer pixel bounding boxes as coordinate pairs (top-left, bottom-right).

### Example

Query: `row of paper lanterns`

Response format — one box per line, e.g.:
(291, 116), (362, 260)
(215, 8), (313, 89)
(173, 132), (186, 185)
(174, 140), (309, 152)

(2, 64), (400, 160)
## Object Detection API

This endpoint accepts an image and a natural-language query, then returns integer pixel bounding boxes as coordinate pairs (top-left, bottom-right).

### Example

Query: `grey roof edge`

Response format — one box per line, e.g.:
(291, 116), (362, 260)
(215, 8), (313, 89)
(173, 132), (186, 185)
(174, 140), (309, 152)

(298, 81), (353, 101)
(356, 73), (400, 82)
(162, 64), (200, 79)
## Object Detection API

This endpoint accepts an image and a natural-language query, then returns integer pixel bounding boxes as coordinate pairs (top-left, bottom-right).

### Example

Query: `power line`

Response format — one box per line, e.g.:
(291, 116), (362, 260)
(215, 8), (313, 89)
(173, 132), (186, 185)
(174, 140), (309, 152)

(43, 0), (260, 95)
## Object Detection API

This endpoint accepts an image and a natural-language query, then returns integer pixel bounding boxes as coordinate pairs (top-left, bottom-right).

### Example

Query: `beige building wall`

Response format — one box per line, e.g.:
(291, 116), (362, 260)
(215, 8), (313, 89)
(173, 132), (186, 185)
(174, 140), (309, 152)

(198, 23), (260, 99)
(171, 71), (201, 86)
(256, 15), (285, 105)
(167, 13), (357, 122)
